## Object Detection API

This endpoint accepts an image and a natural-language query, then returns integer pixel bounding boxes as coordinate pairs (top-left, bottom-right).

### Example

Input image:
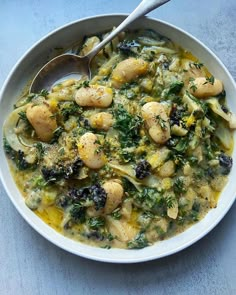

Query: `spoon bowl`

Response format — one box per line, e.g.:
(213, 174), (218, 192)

(30, 0), (170, 93)
(30, 54), (90, 92)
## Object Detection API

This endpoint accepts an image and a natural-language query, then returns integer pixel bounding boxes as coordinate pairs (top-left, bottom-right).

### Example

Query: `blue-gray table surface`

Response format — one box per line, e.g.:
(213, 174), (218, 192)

(0, 1), (235, 294)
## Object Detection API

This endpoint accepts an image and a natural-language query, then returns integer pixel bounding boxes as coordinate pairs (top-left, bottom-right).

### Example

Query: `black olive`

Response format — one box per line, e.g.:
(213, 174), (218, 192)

(135, 160), (151, 179)
(219, 153), (233, 175)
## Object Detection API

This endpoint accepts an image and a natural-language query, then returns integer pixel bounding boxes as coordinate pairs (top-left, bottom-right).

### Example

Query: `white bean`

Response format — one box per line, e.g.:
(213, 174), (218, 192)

(111, 58), (148, 88)
(142, 102), (170, 144)
(189, 77), (223, 98)
(106, 217), (138, 242)
(89, 112), (113, 131)
(75, 85), (113, 108)
(77, 132), (106, 169)
(103, 180), (124, 214)
(26, 103), (57, 142)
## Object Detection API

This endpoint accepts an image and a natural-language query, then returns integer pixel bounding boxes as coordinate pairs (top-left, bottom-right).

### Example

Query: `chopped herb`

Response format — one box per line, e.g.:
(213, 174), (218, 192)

(3, 137), (15, 158)
(50, 126), (64, 144)
(101, 245), (111, 249)
(60, 101), (82, 120)
(18, 111), (29, 123)
(3, 138), (33, 170)
(88, 217), (105, 229)
(113, 104), (143, 148)
(173, 177), (186, 195)
(70, 204), (86, 223)
(156, 115), (167, 130)
(111, 208), (122, 220)
(119, 149), (134, 163)
(35, 142), (45, 161)
(173, 137), (189, 153)
(168, 81), (184, 95)
(40, 89), (49, 97)
(76, 80), (90, 89)
(204, 76), (215, 85)
(134, 187), (166, 214)
(190, 83), (197, 92)
(127, 232), (149, 249)
(165, 195), (176, 209)
(190, 62), (204, 69)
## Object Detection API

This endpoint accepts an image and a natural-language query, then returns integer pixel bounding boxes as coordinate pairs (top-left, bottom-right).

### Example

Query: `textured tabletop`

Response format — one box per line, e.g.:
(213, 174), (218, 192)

(0, 1), (236, 294)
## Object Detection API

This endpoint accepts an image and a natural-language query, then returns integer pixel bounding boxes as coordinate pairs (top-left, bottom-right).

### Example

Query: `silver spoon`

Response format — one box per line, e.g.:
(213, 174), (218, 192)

(30, 0), (171, 93)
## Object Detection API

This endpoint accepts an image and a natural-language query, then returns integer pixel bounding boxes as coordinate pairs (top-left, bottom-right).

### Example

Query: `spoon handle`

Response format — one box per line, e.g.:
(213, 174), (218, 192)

(86, 0), (171, 61)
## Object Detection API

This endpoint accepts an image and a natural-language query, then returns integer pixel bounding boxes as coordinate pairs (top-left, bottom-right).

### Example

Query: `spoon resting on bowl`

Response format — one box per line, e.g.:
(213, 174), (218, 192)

(29, 0), (171, 93)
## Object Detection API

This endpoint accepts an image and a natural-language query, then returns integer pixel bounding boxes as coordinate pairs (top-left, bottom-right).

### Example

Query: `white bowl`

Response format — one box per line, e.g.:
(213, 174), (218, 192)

(1, 15), (236, 263)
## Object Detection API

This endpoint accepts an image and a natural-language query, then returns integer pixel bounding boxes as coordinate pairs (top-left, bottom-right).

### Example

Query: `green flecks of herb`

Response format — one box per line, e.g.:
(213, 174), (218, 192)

(95, 145), (103, 154)
(165, 195), (176, 209)
(122, 178), (137, 195)
(111, 208), (122, 220)
(94, 139), (103, 154)
(134, 188), (165, 213)
(40, 89), (49, 98)
(76, 80), (90, 89)
(173, 177), (186, 195)
(70, 204), (86, 223)
(58, 147), (65, 156)
(18, 111), (29, 123)
(188, 156), (198, 165)
(194, 169), (205, 180)
(190, 61), (204, 69)
(168, 81), (184, 95)
(169, 152), (186, 167)
(155, 226), (165, 238)
(113, 104), (143, 148)
(31, 175), (47, 189)
(204, 76), (215, 85)
(107, 233), (114, 241)
(88, 217), (105, 230)
(50, 126), (64, 144)
(101, 245), (111, 249)
(189, 77), (197, 92)
(3, 137), (15, 158)
(190, 83), (198, 92)
(119, 149), (134, 163)
(60, 101), (82, 120)
(3, 138), (33, 170)
(173, 137), (189, 153)
(102, 75), (109, 82)
(127, 232), (149, 249)
(14, 93), (36, 108)
(35, 142), (45, 160)
(190, 202), (200, 222)
(156, 115), (167, 130)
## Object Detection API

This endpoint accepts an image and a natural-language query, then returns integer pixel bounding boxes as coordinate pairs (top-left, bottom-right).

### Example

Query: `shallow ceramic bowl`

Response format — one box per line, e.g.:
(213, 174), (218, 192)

(0, 15), (236, 263)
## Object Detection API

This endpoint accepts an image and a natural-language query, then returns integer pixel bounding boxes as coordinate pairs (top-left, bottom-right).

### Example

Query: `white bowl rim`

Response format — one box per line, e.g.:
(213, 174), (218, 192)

(0, 14), (236, 264)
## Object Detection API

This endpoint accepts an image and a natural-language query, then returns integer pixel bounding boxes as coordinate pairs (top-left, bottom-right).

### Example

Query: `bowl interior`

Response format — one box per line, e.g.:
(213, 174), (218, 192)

(0, 15), (236, 263)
